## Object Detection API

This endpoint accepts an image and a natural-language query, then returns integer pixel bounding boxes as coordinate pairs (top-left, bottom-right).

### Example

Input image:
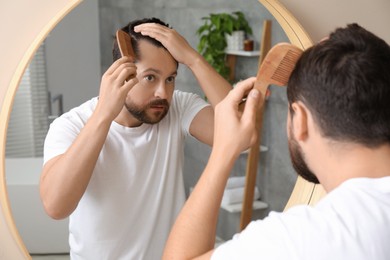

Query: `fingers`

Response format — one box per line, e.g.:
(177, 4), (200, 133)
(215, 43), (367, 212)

(105, 56), (133, 75)
(241, 89), (260, 125)
(117, 63), (137, 83)
(122, 76), (139, 93)
(229, 77), (257, 104)
(134, 23), (171, 42)
(104, 57), (137, 84)
(134, 23), (194, 65)
(213, 77), (261, 155)
(228, 77), (261, 125)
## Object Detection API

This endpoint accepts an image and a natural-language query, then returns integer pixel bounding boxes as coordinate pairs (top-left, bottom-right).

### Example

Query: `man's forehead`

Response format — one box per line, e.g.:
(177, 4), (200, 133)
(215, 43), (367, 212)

(136, 40), (178, 71)
(136, 40), (169, 58)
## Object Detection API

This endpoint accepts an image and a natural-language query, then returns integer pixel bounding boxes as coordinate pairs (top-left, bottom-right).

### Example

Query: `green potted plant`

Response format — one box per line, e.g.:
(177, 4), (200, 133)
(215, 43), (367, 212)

(197, 11), (253, 80)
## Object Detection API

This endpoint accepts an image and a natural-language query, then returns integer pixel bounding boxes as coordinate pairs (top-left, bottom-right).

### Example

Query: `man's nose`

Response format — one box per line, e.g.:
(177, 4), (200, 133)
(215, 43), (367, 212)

(155, 82), (168, 99)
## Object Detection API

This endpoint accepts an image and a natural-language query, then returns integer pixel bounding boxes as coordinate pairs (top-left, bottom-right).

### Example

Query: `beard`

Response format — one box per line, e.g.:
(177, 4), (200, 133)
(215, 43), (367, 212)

(288, 127), (320, 184)
(125, 98), (169, 124)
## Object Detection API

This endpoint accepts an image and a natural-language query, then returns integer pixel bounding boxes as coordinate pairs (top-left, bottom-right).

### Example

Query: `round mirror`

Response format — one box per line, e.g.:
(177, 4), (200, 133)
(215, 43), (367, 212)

(0, 0), (321, 259)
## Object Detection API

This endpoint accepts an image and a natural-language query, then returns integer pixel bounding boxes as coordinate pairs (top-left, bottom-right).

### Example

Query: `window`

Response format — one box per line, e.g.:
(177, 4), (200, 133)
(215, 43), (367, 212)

(6, 42), (50, 158)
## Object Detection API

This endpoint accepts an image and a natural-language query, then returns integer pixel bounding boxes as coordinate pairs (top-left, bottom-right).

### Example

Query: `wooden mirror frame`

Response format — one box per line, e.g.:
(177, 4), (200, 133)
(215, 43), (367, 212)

(257, 0), (327, 210)
(0, 1), (82, 258)
(0, 0), (324, 258)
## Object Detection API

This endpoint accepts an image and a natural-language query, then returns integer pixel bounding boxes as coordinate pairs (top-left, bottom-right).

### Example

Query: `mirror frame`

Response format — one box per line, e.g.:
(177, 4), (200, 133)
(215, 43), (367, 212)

(257, 0), (327, 210)
(0, 0), (324, 258)
(0, 1), (82, 259)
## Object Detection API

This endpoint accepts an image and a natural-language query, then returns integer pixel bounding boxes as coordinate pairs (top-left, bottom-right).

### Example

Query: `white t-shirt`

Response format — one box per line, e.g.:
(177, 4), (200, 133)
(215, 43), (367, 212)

(213, 177), (390, 260)
(44, 90), (209, 260)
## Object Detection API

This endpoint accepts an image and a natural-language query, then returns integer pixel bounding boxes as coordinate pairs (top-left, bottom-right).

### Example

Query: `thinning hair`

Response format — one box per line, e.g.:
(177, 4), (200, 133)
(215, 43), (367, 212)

(112, 17), (171, 62)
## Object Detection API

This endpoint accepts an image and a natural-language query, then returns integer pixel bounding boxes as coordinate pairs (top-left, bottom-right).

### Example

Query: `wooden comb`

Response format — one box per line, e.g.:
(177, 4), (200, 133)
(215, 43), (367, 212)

(240, 43), (303, 230)
(254, 42), (303, 94)
(116, 30), (135, 59)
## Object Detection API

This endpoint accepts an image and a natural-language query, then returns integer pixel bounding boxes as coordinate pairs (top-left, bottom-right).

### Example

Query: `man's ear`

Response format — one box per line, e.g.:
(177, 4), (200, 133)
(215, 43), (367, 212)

(290, 102), (309, 141)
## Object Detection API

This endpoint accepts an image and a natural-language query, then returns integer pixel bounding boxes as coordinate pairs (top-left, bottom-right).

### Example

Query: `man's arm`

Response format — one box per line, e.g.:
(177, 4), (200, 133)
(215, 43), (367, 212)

(40, 57), (138, 219)
(162, 78), (261, 260)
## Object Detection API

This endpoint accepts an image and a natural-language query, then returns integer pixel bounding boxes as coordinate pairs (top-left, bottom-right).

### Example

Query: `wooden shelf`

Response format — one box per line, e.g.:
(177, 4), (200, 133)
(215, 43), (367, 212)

(241, 145), (268, 155)
(221, 200), (268, 213)
(225, 50), (260, 56)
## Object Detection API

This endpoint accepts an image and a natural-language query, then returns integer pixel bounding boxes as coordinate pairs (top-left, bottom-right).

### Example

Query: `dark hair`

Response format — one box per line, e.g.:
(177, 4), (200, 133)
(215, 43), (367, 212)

(112, 17), (171, 62)
(287, 23), (390, 147)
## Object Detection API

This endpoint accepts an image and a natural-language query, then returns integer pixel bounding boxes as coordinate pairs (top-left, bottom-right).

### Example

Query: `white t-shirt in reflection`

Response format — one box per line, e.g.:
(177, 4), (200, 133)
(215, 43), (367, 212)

(44, 90), (209, 260)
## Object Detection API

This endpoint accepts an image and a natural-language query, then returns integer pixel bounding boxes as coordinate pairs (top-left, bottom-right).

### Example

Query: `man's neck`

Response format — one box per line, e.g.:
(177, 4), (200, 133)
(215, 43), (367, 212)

(316, 143), (390, 192)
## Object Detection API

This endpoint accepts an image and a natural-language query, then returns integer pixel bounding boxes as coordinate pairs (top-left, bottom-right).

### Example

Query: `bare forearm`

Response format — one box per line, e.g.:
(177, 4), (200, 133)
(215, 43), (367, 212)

(40, 57), (138, 219)
(163, 78), (260, 260)
(188, 54), (232, 108)
(163, 148), (237, 260)
(40, 110), (112, 219)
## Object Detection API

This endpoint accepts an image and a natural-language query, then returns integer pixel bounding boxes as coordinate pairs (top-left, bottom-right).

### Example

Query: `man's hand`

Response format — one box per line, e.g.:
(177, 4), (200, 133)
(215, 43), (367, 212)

(213, 77), (261, 158)
(96, 56), (138, 121)
(162, 79), (261, 260)
(134, 23), (198, 67)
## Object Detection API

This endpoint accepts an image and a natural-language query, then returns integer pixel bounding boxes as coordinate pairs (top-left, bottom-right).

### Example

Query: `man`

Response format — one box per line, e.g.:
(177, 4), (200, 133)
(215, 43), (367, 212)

(163, 24), (390, 259)
(40, 18), (231, 259)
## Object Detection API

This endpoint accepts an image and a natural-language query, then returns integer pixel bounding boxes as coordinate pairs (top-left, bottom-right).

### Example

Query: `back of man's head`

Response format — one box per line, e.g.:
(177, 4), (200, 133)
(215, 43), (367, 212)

(288, 23), (390, 147)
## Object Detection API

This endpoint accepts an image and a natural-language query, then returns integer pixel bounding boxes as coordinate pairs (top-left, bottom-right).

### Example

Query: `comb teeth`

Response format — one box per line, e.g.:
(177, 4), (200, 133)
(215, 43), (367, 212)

(271, 50), (301, 84)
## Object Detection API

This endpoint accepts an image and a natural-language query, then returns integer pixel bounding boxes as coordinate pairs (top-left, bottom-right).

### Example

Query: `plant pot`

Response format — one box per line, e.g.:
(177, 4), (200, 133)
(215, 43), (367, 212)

(225, 30), (245, 51)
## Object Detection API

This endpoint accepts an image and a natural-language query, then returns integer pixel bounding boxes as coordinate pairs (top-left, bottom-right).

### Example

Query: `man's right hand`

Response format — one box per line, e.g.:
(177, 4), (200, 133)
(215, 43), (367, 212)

(213, 77), (261, 159)
(96, 56), (138, 121)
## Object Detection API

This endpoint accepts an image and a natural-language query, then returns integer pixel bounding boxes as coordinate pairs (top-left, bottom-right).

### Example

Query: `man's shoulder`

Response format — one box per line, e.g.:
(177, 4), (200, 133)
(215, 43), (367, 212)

(64, 97), (97, 116)
(172, 90), (206, 106)
(53, 97), (97, 126)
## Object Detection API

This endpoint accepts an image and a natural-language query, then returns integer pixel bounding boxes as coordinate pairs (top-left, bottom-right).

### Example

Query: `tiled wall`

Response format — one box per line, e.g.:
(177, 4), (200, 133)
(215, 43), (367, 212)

(98, 0), (297, 213)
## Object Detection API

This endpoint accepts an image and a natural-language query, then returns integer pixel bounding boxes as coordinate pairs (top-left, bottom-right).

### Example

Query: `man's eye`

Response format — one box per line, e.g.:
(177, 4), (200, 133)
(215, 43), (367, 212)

(166, 76), (175, 83)
(144, 75), (155, 81)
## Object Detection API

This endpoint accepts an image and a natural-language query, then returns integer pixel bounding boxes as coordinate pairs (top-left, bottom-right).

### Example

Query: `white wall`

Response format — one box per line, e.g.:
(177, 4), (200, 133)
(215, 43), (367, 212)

(279, 0), (390, 44)
(45, 0), (101, 114)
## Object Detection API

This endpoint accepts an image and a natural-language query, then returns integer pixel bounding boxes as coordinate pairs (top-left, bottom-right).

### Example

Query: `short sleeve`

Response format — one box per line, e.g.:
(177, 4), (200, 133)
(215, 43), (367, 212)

(43, 99), (96, 165)
(171, 90), (210, 137)
(43, 116), (82, 164)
